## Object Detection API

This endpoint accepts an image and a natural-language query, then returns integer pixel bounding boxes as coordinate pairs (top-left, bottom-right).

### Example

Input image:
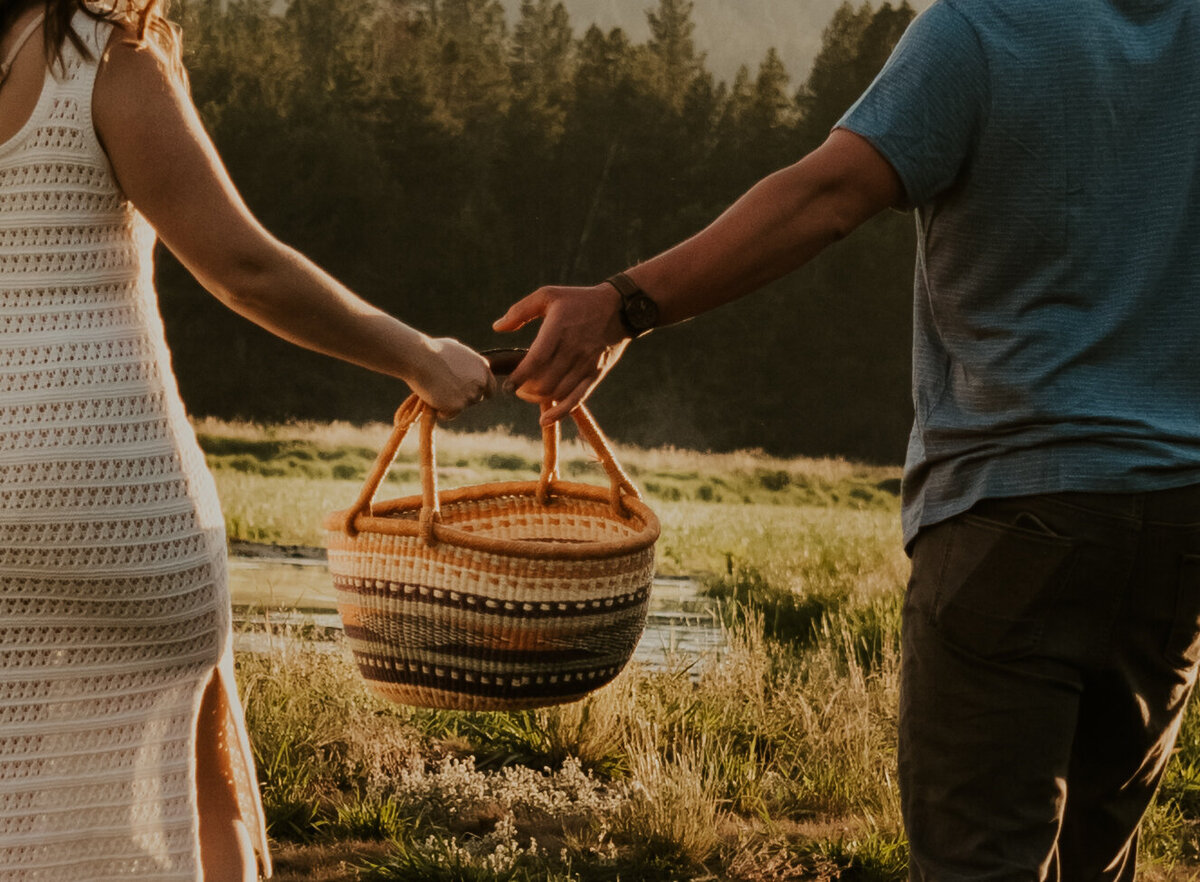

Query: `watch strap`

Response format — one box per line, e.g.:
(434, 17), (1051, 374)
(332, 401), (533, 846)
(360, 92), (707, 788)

(605, 271), (641, 301)
(605, 271), (657, 337)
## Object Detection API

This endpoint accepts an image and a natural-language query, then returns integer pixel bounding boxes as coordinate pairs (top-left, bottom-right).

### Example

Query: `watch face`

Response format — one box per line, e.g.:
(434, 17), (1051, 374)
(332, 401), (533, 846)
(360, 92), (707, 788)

(626, 293), (658, 331)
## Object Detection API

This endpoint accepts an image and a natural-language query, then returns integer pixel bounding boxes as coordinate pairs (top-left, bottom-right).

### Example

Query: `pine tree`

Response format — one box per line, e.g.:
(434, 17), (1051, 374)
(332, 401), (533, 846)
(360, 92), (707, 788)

(400, 0), (513, 134)
(644, 0), (704, 112)
(511, 0), (573, 113)
(796, 1), (915, 148)
(495, 0), (577, 285)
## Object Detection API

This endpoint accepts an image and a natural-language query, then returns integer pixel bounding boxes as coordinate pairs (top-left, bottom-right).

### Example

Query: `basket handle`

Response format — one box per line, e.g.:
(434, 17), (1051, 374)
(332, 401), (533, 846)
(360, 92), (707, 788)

(336, 350), (642, 544)
(482, 349), (640, 516)
(333, 395), (423, 538)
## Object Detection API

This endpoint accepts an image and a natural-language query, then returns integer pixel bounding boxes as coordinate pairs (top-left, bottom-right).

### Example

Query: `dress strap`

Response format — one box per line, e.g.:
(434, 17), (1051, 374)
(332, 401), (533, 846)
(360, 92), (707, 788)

(0, 12), (45, 86)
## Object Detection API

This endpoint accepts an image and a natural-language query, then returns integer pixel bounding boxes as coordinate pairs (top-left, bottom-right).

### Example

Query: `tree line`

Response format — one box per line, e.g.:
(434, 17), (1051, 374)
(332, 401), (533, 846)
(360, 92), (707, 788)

(162, 0), (917, 463)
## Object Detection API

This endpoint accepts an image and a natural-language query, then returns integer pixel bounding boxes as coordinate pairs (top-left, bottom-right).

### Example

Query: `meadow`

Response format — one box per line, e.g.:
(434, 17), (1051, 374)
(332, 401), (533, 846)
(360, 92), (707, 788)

(199, 417), (1200, 881)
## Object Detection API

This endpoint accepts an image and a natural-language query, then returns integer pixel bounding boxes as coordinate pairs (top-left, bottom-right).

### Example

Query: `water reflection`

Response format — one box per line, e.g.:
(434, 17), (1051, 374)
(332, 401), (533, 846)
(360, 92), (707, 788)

(229, 557), (726, 672)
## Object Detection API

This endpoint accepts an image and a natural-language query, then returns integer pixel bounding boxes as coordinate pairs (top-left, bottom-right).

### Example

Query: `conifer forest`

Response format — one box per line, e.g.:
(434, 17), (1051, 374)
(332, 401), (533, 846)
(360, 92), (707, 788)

(164, 0), (917, 463)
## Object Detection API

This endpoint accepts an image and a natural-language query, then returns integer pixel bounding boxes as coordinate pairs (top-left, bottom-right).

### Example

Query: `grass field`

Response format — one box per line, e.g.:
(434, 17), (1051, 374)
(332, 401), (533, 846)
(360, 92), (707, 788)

(200, 418), (1200, 881)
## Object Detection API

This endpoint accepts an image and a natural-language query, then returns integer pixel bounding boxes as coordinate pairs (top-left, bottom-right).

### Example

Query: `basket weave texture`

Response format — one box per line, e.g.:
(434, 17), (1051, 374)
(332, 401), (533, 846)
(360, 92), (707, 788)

(324, 396), (660, 711)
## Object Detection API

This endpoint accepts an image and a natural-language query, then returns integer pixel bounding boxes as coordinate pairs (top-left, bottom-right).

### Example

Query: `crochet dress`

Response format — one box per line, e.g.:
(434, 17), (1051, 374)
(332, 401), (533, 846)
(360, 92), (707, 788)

(0, 11), (269, 878)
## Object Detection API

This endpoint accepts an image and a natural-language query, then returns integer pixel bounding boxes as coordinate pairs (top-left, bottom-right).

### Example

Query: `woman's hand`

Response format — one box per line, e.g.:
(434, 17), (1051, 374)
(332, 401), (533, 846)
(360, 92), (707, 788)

(407, 337), (496, 420)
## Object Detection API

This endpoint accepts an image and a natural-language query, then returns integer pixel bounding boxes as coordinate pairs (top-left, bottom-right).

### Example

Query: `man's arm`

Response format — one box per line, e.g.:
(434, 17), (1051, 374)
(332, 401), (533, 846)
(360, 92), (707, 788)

(494, 128), (904, 424)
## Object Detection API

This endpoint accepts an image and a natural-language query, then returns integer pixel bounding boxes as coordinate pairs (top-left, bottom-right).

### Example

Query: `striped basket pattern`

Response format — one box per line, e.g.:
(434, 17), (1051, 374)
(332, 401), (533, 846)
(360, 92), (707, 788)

(325, 395), (660, 710)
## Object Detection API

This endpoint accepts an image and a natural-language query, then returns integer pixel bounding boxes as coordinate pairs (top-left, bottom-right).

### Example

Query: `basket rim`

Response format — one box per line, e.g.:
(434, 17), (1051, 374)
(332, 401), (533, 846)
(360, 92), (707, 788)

(324, 478), (660, 561)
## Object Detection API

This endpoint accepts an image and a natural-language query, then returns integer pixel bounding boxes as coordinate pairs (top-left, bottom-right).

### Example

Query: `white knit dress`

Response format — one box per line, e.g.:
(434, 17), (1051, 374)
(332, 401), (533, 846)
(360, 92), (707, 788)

(0, 12), (269, 878)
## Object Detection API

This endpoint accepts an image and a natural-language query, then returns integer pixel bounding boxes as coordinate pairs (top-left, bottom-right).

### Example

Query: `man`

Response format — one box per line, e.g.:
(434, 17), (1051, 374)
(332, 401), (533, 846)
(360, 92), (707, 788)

(494, 0), (1200, 878)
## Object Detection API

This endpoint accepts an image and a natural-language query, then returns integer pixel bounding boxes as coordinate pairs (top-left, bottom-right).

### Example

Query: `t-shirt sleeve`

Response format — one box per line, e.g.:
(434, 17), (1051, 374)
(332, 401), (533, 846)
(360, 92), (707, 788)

(837, 0), (989, 206)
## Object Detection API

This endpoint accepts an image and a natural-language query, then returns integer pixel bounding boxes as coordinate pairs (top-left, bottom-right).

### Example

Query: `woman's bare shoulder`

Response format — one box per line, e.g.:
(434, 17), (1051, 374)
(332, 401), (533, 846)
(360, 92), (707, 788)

(94, 20), (182, 123)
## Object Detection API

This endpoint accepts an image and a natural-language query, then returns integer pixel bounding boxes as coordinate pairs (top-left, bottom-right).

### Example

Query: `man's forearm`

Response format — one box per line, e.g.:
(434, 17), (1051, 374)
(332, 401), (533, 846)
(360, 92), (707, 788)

(623, 128), (902, 326)
(494, 128), (902, 422)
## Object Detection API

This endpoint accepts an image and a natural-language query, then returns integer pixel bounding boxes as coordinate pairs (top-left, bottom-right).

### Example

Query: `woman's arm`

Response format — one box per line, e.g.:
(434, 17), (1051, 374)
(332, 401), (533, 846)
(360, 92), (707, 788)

(493, 128), (904, 424)
(92, 28), (493, 418)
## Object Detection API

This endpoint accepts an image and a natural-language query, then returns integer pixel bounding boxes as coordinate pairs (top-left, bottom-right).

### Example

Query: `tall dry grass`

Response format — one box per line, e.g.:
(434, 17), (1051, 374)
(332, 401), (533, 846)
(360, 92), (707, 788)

(209, 418), (1200, 879)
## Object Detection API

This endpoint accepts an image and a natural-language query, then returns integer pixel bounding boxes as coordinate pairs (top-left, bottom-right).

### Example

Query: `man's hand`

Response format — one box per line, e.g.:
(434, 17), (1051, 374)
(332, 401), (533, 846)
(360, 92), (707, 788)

(493, 283), (631, 425)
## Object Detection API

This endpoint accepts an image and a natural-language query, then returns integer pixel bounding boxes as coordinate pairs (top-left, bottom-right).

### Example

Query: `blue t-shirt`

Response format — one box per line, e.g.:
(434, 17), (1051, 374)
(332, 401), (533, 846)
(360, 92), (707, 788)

(838, 0), (1200, 546)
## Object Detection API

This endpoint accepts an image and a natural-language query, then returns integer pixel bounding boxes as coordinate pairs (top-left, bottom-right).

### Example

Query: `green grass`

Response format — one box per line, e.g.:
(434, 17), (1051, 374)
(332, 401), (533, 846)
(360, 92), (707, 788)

(202, 417), (1200, 880)
(196, 417), (903, 553)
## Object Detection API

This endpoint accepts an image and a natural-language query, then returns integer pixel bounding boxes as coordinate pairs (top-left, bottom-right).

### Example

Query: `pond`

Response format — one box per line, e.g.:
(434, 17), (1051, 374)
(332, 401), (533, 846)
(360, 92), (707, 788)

(228, 556), (726, 672)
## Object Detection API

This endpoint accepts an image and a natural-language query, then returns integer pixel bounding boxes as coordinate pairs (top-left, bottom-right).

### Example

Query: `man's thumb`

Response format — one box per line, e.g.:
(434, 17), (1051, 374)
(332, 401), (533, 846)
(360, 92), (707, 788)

(493, 290), (547, 332)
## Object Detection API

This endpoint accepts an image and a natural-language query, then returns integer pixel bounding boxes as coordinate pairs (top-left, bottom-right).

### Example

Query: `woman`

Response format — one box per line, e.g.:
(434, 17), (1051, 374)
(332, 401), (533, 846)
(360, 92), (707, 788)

(0, 0), (493, 877)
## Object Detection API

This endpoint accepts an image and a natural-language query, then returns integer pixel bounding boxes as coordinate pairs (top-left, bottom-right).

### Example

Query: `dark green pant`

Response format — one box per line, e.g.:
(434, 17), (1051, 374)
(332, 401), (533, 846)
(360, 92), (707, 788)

(902, 486), (1200, 881)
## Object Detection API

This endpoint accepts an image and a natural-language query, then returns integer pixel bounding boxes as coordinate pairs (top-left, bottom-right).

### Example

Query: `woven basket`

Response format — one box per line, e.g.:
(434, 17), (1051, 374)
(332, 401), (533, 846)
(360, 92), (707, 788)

(324, 394), (660, 711)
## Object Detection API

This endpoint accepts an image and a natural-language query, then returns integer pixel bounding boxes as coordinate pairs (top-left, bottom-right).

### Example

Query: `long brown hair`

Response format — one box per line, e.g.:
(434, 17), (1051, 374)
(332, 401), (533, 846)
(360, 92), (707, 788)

(2, 0), (182, 73)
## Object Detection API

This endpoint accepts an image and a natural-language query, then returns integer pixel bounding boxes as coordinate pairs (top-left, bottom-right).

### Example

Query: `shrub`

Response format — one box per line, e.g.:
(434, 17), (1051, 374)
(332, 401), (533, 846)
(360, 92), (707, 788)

(486, 453), (535, 471)
(755, 470), (792, 492)
(704, 563), (842, 649)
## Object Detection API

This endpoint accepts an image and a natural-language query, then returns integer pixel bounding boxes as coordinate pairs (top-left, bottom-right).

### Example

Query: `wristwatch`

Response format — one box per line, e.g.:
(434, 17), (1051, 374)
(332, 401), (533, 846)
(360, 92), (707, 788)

(605, 272), (659, 338)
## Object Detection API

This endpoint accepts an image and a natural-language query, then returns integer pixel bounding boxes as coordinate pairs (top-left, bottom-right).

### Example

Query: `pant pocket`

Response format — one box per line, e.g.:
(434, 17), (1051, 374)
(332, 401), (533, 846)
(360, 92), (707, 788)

(923, 507), (1075, 660)
(1167, 554), (1200, 666)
